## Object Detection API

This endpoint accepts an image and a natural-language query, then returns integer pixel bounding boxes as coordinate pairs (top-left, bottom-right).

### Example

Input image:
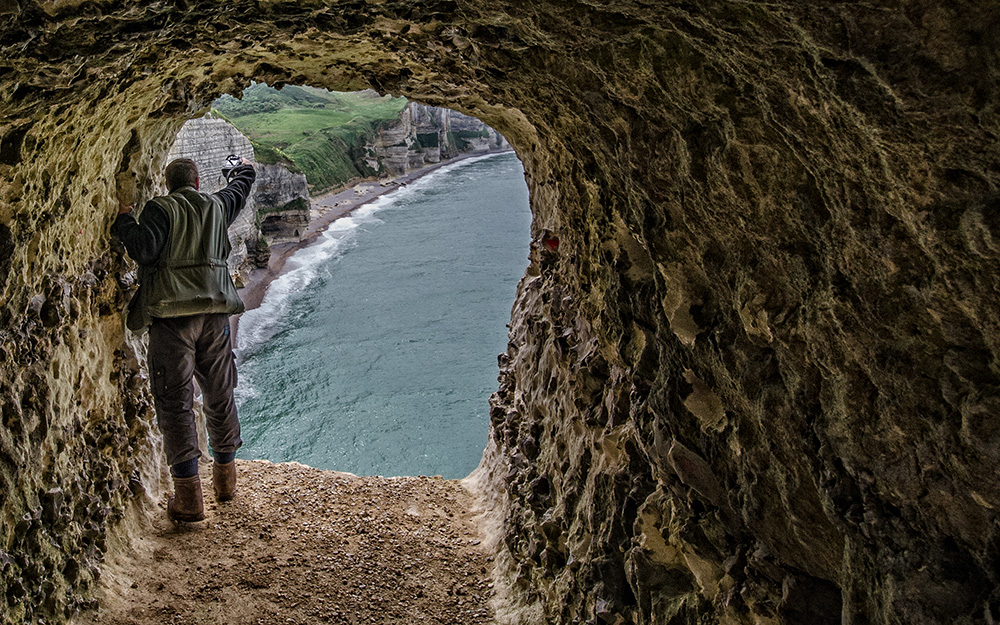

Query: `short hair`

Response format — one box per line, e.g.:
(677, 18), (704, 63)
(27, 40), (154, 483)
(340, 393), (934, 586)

(165, 158), (198, 191)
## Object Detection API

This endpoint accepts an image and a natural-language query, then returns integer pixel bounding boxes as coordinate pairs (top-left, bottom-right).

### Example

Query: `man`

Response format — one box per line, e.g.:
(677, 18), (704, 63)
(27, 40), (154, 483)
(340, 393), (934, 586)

(112, 156), (256, 522)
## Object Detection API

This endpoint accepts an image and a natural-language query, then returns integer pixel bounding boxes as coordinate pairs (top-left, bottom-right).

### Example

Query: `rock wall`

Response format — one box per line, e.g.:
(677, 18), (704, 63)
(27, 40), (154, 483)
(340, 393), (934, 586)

(253, 162), (311, 244)
(366, 101), (509, 176)
(1, 2), (999, 625)
(443, 106), (508, 154)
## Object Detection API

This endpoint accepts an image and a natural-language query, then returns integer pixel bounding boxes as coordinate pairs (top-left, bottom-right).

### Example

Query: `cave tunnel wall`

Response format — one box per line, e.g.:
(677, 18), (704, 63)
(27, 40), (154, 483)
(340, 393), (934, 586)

(2, 1), (999, 623)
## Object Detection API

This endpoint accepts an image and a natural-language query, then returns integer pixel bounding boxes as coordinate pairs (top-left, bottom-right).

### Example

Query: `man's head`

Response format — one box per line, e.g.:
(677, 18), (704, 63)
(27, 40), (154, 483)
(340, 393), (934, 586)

(165, 158), (199, 192)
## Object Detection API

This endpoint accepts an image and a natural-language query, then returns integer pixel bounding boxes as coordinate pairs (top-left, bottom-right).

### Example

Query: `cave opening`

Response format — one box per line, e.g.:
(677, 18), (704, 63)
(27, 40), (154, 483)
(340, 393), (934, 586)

(155, 82), (533, 480)
(160, 82), (534, 479)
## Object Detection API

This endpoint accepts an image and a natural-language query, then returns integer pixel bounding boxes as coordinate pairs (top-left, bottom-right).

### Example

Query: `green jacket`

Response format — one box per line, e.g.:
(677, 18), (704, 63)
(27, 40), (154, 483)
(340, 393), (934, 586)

(113, 166), (255, 331)
(144, 188), (244, 321)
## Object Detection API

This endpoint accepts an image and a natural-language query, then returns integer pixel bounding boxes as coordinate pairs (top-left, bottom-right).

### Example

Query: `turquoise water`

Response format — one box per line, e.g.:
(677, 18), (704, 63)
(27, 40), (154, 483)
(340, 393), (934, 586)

(235, 152), (531, 478)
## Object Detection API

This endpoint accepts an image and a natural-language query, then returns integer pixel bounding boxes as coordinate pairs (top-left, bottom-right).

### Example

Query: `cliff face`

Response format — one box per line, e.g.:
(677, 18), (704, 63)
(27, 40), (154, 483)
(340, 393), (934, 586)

(1, 2), (999, 625)
(253, 162), (311, 244)
(166, 116), (254, 194)
(366, 101), (509, 176)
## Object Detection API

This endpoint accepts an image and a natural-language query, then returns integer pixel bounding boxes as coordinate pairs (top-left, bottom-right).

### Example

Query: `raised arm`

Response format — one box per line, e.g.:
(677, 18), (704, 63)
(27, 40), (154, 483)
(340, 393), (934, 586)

(215, 158), (257, 226)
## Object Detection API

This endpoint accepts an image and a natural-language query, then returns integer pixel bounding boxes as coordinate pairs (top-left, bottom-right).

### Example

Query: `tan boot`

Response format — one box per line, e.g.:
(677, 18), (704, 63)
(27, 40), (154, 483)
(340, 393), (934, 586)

(213, 460), (237, 502)
(167, 475), (205, 522)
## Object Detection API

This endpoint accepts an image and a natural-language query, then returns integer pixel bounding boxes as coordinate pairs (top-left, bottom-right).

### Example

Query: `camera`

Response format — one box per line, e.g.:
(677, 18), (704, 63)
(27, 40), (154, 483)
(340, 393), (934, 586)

(222, 154), (242, 181)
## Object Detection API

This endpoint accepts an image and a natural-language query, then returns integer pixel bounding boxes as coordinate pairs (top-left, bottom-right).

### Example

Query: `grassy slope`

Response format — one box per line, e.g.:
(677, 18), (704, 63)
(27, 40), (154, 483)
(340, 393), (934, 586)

(213, 85), (407, 195)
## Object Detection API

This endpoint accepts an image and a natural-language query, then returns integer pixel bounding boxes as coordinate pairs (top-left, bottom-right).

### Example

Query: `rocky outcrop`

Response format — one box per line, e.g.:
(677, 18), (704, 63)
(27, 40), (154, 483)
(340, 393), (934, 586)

(253, 162), (311, 244)
(366, 101), (509, 176)
(1, 3), (1000, 625)
(441, 106), (508, 154)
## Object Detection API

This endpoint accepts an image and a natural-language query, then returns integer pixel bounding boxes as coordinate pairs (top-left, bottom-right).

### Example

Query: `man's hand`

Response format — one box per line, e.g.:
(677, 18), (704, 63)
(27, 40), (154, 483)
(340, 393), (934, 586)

(240, 157), (253, 166)
(118, 201), (135, 215)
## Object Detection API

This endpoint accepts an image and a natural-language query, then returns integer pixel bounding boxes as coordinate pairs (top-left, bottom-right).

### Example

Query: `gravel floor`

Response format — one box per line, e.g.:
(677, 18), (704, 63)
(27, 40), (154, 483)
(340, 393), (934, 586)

(75, 460), (496, 625)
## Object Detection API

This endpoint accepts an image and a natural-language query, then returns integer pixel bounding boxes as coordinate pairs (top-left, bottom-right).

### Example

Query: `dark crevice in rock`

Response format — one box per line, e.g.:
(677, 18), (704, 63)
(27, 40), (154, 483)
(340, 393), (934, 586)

(0, 123), (29, 165)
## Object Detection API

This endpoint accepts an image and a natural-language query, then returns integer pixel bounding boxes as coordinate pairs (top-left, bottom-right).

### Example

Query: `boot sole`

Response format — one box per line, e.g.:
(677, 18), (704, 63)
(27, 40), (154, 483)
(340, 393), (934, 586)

(168, 497), (205, 522)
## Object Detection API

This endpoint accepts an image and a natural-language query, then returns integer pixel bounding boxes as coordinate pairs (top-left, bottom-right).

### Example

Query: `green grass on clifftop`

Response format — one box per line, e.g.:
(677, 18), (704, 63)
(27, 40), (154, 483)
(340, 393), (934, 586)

(213, 84), (407, 195)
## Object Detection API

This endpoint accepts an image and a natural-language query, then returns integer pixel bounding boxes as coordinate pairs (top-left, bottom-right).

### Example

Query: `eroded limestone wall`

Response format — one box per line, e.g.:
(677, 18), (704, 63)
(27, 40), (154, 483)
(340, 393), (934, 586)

(1, 2), (999, 624)
(367, 101), (508, 175)
(254, 162), (311, 245)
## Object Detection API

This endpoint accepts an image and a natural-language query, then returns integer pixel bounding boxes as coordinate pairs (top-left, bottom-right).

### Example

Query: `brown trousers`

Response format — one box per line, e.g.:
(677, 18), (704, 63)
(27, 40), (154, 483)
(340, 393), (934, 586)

(147, 313), (242, 467)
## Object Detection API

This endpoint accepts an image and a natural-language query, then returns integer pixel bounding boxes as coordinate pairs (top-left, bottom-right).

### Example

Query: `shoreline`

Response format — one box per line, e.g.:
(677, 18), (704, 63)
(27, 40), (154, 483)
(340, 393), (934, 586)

(233, 149), (512, 342)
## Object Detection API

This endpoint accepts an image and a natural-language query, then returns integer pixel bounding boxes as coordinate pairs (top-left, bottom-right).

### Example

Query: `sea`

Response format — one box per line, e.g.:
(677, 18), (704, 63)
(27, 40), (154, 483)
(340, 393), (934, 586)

(234, 152), (531, 479)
